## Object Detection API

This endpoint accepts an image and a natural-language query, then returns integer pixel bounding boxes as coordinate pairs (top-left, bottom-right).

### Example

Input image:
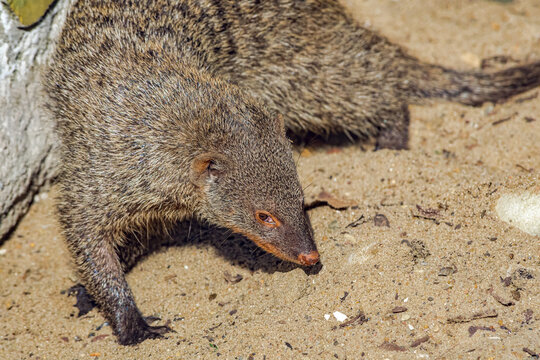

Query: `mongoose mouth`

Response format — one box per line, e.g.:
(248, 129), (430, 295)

(229, 226), (319, 266)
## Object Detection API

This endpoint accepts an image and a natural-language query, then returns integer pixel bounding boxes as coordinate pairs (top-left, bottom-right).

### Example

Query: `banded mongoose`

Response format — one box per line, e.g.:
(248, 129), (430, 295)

(45, 0), (540, 345)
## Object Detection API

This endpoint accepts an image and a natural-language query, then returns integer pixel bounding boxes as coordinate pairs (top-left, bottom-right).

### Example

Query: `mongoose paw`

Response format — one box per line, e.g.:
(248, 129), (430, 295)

(117, 322), (174, 345)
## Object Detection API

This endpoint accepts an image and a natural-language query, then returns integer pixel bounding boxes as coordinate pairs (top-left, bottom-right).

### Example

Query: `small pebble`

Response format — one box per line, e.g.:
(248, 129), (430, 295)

(324, 314), (331, 320)
(333, 311), (348, 322)
(401, 314), (411, 321)
(0, 249), (6, 256)
(460, 52), (481, 68)
(343, 234), (355, 242)
(438, 266), (457, 276)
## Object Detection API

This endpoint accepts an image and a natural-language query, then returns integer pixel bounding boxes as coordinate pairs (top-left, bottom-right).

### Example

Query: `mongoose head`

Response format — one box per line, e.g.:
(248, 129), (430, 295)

(189, 98), (319, 266)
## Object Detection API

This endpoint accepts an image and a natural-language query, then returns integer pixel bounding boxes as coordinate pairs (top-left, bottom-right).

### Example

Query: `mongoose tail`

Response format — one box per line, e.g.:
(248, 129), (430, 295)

(412, 60), (540, 106)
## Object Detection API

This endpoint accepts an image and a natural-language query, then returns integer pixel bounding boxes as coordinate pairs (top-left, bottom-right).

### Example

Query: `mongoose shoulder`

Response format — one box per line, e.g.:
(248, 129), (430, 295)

(45, 0), (540, 345)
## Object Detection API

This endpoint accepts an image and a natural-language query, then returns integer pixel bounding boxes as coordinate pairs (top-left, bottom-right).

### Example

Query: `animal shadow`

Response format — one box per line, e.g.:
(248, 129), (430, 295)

(66, 219), (322, 316)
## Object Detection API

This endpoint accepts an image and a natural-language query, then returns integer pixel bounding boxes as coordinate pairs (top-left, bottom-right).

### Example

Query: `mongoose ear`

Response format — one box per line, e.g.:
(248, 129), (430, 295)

(190, 152), (226, 185)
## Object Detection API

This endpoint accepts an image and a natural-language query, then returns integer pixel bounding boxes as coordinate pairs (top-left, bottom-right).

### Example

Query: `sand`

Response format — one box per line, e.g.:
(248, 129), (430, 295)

(1, 0), (539, 359)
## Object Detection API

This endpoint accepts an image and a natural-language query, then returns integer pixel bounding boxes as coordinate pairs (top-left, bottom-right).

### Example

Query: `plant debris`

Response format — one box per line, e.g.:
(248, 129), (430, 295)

(410, 208), (451, 226)
(91, 334), (110, 342)
(524, 309), (533, 324)
(373, 213), (390, 227)
(447, 309), (498, 323)
(410, 335), (429, 348)
(523, 347), (538, 357)
(223, 271), (243, 284)
(488, 287), (515, 306)
(336, 311), (367, 329)
(391, 306), (407, 313)
(305, 191), (355, 210)
(468, 326), (495, 337)
(380, 341), (406, 352)
(415, 205), (440, 217)
(345, 215), (367, 228)
(164, 274), (177, 282)
(492, 112), (517, 126)
(500, 276), (512, 287)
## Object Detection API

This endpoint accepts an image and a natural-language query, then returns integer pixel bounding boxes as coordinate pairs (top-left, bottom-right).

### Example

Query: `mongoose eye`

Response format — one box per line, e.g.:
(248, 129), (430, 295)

(207, 160), (220, 177)
(255, 211), (280, 228)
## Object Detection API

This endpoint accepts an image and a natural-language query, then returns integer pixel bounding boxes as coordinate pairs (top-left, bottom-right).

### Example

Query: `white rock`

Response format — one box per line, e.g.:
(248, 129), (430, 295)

(496, 192), (540, 236)
(324, 314), (331, 321)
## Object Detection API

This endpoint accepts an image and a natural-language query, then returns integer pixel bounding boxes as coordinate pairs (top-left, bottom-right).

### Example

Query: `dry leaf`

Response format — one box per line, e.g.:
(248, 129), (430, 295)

(7, 0), (56, 27)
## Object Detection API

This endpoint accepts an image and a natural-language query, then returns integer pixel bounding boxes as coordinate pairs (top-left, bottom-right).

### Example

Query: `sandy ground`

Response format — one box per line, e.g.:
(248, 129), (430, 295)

(1, 0), (539, 359)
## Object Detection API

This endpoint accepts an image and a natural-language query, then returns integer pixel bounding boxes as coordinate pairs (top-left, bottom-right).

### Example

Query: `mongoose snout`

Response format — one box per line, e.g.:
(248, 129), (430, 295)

(298, 251), (320, 266)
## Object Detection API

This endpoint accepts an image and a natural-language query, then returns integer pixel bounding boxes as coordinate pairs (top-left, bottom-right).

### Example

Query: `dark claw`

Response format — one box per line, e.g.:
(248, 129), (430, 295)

(117, 322), (174, 345)
(144, 315), (162, 324)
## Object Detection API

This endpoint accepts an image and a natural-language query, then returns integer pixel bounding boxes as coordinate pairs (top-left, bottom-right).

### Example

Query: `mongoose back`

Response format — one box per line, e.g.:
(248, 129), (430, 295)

(45, 0), (540, 345)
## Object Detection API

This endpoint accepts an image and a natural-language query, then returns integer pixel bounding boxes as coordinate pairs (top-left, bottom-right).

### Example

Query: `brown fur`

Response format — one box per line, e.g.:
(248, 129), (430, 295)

(45, 0), (540, 345)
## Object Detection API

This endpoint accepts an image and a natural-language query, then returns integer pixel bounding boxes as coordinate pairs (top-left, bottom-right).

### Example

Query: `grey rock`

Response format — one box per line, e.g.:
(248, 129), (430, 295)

(0, 1), (71, 240)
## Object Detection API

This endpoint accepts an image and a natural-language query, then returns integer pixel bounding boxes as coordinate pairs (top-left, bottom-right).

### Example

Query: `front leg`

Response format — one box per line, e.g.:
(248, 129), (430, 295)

(67, 231), (171, 345)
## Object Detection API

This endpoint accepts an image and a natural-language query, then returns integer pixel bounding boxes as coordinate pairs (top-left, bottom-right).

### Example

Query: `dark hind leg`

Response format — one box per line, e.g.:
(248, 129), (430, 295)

(375, 104), (410, 150)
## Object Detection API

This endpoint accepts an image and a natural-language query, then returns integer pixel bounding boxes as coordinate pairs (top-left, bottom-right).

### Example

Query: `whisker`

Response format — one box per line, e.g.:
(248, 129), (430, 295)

(302, 182), (314, 192)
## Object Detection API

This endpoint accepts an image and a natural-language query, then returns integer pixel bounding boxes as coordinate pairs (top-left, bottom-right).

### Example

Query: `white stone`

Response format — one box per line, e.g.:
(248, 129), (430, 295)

(496, 192), (540, 236)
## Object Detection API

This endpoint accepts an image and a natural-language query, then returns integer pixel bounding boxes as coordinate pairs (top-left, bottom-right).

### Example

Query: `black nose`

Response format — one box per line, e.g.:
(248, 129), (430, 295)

(297, 251), (320, 266)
